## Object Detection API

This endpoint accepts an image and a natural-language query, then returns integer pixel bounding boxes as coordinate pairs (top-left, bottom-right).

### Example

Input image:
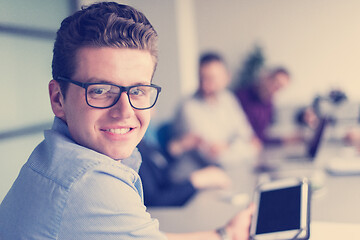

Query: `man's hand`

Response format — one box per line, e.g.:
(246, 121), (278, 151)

(190, 166), (232, 189)
(225, 204), (255, 240)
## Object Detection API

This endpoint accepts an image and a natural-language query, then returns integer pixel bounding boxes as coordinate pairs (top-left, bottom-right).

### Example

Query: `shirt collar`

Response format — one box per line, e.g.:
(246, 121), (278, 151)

(51, 117), (142, 172)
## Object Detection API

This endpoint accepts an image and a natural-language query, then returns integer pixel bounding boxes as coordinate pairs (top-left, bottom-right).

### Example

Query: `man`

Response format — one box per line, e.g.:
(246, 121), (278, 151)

(169, 52), (261, 182)
(0, 2), (253, 240)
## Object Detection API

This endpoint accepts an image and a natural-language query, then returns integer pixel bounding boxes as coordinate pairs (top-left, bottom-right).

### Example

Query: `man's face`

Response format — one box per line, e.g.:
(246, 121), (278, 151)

(199, 61), (229, 97)
(267, 72), (290, 95)
(53, 47), (155, 160)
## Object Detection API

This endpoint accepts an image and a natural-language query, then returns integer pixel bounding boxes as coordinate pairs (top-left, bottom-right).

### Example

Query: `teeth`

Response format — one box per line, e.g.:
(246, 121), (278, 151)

(107, 128), (131, 134)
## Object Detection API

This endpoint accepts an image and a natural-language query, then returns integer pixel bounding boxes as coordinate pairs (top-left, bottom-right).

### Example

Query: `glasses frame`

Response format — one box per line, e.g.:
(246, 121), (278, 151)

(56, 77), (161, 110)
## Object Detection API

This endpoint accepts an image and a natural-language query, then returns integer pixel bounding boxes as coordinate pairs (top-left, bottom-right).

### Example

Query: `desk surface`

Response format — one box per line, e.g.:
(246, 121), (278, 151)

(148, 134), (360, 234)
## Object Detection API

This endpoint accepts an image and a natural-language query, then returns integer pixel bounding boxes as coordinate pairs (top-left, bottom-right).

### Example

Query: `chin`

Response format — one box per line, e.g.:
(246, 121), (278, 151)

(108, 150), (134, 161)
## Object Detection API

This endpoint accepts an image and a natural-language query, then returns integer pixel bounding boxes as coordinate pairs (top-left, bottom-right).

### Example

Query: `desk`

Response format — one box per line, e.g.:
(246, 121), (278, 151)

(148, 132), (360, 236)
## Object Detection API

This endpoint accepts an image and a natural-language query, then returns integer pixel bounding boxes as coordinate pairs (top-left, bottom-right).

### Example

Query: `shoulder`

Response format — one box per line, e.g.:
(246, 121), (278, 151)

(181, 94), (202, 107)
(32, 124), (142, 187)
(219, 90), (240, 105)
(221, 89), (237, 99)
(235, 87), (251, 99)
(68, 161), (143, 206)
(58, 162), (167, 239)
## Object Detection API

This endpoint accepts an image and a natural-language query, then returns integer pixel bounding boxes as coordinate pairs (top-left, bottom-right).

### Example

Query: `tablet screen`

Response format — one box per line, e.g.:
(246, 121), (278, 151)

(256, 185), (301, 234)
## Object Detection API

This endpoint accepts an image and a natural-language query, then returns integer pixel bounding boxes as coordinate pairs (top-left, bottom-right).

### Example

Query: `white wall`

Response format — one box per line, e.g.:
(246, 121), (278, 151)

(0, 0), (70, 201)
(194, 0), (360, 106)
(0, 0), (69, 131)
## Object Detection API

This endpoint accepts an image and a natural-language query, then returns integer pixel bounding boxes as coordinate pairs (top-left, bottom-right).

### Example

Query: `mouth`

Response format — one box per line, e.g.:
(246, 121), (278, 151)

(102, 128), (133, 135)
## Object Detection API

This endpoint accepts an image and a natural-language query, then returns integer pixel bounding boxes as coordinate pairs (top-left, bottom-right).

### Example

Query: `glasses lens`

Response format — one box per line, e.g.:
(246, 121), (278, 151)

(128, 85), (159, 109)
(86, 84), (120, 108)
(85, 84), (159, 109)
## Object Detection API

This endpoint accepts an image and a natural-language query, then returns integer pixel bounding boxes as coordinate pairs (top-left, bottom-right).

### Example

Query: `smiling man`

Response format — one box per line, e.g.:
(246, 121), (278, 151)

(50, 47), (156, 160)
(0, 2), (252, 240)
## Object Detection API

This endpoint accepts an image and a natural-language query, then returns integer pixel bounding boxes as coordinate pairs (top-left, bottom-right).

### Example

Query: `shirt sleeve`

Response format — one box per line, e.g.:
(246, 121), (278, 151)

(58, 164), (167, 240)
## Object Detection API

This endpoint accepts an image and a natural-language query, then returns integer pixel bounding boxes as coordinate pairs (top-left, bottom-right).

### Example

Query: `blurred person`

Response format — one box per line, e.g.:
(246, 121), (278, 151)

(235, 67), (302, 146)
(294, 105), (321, 139)
(0, 2), (253, 240)
(169, 52), (261, 182)
(344, 127), (360, 147)
(295, 106), (320, 130)
(138, 138), (231, 207)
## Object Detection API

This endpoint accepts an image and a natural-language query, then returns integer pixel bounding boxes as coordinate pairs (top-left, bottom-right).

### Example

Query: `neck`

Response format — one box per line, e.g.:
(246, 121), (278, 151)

(199, 91), (218, 103)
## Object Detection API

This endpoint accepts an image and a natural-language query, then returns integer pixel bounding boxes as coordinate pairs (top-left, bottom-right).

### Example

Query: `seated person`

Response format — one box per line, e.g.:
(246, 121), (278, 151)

(138, 138), (231, 207)
(295, 106), (320, 130)
(235, 67), (301, 146)
(169, 52), (261, 182)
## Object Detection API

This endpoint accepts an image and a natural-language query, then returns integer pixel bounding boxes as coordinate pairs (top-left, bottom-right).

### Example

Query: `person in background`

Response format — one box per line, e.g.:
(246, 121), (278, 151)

(169, 52), (261, 182)
(295, 106), (320, 130)
(344, 128), (360, 147)
(235, 67), (301, 146)
(0, 2), (253, 240)
(138, 138), (231, 207)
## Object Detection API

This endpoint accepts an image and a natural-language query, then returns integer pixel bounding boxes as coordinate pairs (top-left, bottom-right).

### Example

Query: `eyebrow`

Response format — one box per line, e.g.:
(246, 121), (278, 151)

(86, 78), (111, 84)
(86, 78), (151, 86)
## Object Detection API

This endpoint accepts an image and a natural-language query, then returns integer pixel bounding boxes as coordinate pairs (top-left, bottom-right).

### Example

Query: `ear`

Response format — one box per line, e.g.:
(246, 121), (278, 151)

(49, 80), (66, 120)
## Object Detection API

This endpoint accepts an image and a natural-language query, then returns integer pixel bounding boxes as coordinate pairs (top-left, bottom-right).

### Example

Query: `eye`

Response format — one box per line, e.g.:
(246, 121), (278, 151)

(89, 87), (107, 95)
(92, 88), (106, 95)
(87, 84), (112, 98)
(129, 86), (147, 96)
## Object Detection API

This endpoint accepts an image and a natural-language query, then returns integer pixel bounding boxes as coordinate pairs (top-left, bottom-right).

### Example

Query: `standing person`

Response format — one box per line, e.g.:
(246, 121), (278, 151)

(169, 52), (261, 182)
(235, 67), (300, 145)
(0, 2), (252, 240)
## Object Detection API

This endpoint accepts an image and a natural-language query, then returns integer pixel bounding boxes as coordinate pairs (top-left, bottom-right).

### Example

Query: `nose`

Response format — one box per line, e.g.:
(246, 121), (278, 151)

(109, 92), (134, 119)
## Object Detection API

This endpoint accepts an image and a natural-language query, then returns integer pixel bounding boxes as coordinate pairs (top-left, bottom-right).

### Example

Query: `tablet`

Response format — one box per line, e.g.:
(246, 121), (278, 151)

(250, 178), (310, 240)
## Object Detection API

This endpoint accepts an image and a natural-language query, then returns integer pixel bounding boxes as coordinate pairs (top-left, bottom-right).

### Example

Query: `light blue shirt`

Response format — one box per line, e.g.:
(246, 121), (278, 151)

(0, 117), (167, 240)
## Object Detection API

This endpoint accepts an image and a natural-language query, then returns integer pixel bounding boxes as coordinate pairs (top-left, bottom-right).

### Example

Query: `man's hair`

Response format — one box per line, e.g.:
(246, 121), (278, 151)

(268, 67), (290, 79)
(199, 52), (225, 68)
(52, 2), (158, 96)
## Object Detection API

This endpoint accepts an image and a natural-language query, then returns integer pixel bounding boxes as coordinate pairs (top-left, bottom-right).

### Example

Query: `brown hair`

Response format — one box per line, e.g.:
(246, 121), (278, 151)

(199, 52), (226, 68)
(268, 67), (290, 79)
(52, 2), (158, 97)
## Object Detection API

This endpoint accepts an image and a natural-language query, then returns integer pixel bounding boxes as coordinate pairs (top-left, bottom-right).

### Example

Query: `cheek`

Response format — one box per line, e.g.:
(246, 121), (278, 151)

(202, 80), (215, 91)
(64, 95), (96, 136)
(137, 110), (151, 130)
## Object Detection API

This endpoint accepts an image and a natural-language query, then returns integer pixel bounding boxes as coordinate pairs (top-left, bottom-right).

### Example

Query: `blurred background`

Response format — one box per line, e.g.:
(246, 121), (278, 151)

(1, 0), (360, 201)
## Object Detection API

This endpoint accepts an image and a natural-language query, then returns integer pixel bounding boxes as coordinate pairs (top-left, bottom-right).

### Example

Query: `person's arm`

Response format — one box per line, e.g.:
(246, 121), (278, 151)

(140, 161), (231, 206)
(139, 140), (231, 207)
(165, 204), (254, 240)
(190, 166), (232, 189)
(140, 160), (197, 206)
(168, 133), (203, 156)
(139, 142), (198, 207)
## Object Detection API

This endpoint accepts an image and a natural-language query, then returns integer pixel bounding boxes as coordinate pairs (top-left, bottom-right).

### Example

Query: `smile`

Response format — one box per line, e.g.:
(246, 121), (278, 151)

(104, 128), (132, 134)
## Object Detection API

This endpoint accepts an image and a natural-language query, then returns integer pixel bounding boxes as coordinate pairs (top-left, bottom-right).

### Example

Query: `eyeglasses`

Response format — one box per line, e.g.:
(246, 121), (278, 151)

(56, 77), (161, 110)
